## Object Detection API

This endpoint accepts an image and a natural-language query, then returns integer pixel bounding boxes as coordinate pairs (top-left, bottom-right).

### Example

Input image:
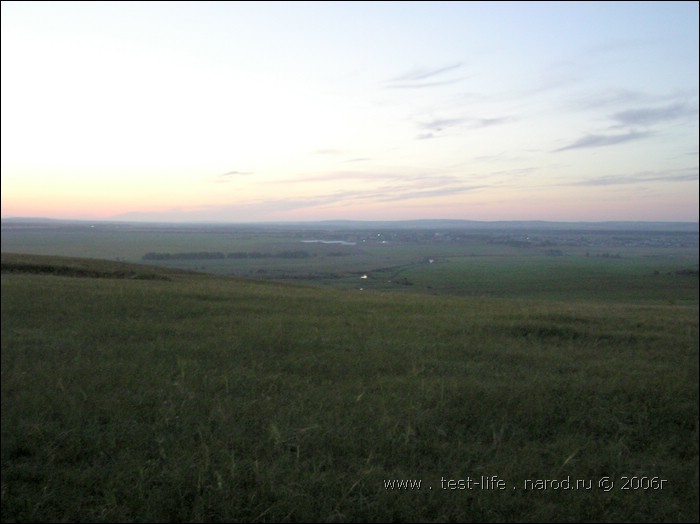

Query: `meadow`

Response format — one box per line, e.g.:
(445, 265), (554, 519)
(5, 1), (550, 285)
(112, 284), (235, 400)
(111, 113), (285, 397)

(1, 220), (699, 522)
(2, 220), (698, 302)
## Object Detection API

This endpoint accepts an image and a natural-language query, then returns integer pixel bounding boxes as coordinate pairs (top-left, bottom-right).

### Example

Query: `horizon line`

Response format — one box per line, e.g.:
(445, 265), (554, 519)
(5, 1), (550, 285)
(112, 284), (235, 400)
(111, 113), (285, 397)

(2, 216), (698, 227)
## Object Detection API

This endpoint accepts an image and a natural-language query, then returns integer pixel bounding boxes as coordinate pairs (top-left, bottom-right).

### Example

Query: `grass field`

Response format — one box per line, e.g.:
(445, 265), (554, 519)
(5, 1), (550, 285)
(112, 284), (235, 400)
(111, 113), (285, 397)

(1, 252), (698, 522)
(2, 220), (698, 303)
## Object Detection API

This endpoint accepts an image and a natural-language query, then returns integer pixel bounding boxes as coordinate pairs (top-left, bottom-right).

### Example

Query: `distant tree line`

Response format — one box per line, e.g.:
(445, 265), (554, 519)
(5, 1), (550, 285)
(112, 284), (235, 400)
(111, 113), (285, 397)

(143, 252), (225, 261)
(585, 252), (622, 259)
(227, 250), (313, 259)
(143, 250), (313, 261)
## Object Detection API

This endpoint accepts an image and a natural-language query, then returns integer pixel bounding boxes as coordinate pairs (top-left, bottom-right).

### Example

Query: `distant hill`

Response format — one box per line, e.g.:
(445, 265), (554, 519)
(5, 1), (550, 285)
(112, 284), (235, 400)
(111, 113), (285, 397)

(3, 217), (698, 233)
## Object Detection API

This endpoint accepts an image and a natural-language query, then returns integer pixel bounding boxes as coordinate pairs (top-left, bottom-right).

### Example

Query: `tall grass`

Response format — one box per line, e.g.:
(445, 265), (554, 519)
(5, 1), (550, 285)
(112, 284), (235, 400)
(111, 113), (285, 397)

(1, 256), (698, 522)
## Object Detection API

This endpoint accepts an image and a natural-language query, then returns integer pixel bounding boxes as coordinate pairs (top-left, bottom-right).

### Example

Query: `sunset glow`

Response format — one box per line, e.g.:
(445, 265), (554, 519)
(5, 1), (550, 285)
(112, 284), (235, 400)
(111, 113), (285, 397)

(1, 1), (698, 223)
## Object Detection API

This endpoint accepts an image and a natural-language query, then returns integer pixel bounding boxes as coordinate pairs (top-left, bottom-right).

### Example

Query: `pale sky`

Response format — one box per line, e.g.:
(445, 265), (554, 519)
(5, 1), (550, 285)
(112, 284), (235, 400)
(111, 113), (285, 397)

(1, 1), (698, 222)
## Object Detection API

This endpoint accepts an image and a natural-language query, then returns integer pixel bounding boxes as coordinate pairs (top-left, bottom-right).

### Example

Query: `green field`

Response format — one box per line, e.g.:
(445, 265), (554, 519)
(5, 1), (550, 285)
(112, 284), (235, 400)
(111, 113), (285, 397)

(2, 220), (698, 521)
(2, 221), (698, 303)
(1, 249), (698, 522)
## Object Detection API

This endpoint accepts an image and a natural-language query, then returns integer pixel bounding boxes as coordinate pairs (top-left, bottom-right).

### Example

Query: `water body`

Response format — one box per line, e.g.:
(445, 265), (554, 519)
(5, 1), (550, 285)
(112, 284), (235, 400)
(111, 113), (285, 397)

(301, 240), (356, 246)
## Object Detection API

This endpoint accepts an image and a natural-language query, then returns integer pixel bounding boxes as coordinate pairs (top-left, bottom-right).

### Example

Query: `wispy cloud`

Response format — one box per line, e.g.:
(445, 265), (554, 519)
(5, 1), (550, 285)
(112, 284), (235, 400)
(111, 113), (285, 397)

(416, 115), (515, 139)
(557, 94), (698, 153)
(234, 180), (477, 215)
(275, 171), (400, 184)
(566, 88), (698, 113)
(125, 156), (692, 220)
(388, 78), (465, 89)
(294, 178), (485, 208)
(256, 171), (489, 211)
(486, 166), (539, 179)
(385, 62), (466, 89)
(216, 170), (253, 180)
(566, 89), (649, 111)
(376, 184), (483, 202)
(566, 167), (698, 187)
(219, 170), (253, 177)
(391, 63), (462, 82)
(472, 116), (515, 128)
(611, 102), (697, 127)
(420, 117), (469, 132)
(554, 131), (652, 152)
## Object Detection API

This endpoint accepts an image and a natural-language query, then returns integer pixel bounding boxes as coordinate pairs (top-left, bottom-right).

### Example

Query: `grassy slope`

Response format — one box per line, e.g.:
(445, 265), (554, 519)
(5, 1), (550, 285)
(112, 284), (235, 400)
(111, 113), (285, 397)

(393, 254), (700, 303)
(4, 226), (698, 303)
(1, 254), (698, 522)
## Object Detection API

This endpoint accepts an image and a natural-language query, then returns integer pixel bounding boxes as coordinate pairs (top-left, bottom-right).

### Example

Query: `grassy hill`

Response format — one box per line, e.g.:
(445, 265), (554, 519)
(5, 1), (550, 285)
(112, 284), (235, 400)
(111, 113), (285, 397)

(2, 253), (698, 522)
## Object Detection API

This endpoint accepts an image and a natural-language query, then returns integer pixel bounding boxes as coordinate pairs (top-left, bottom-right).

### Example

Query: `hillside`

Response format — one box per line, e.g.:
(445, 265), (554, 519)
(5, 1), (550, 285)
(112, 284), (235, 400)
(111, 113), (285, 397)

(2, 254), (698, 522)
(2, 219), (698, 305)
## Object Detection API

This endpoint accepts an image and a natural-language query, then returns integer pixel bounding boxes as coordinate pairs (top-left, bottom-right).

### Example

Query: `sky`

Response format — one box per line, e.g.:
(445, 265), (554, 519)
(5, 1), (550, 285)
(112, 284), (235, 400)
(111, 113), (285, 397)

(1, 1), (698, 223)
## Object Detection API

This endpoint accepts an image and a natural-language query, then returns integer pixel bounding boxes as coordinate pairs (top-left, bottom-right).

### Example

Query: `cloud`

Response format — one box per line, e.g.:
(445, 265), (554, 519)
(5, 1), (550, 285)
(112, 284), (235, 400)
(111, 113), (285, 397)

(566, 89), (649, 111)
(565, 89), (699, 115)
(112, 172), (492, 222)
(215, 170), (254, 183)
(218, 170), (253, 177)
(555, 95), (697, 154)
(472, 117), (515, 128)
(486, 166), (539, 179)
(566, 167), (698, 187)
(416, 115), (515, 139)
(267, 171), (490, 209)
(390, 62), (462, 82)
(376, 183), (484, 202)
(388, 78), (465, 89)
(420, 117), (469, 132)
(554, 131), (652, 152)
(611, 103), (697, 127)
(276, 171), (400, 184)
(385, 62), (465, 89)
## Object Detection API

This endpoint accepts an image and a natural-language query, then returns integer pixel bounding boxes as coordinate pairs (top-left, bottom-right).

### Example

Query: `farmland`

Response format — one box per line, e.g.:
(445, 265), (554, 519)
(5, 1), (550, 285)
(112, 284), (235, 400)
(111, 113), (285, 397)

(1, 219), (698, 522)
(2, 219), (698, 303)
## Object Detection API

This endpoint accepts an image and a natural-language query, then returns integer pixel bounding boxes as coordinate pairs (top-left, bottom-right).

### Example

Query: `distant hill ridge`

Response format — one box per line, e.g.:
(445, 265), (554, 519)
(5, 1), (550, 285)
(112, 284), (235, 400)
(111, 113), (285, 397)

(2, 217), (698, 232)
